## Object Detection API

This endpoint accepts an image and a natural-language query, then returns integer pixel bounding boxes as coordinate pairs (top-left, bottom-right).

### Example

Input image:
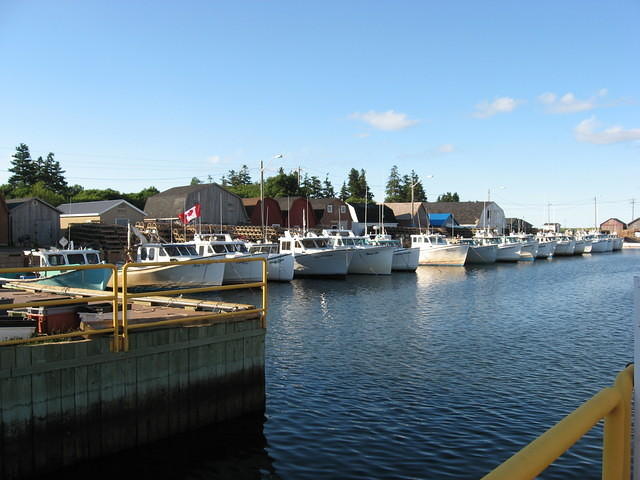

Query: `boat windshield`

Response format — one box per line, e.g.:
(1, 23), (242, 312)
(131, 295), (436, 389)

(46, 254), (66, 266)
(429, 236), (448, 245)
(86, 253), (100, 264)
(301, 238), (328, 248)
(67, 253), (87, 264)
(164, 245), (197, 256)
(249, 245), (277, 254)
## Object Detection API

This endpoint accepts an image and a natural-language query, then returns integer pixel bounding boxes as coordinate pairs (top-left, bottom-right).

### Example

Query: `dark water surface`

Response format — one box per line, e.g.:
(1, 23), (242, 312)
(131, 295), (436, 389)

(61, 250), (638, 479)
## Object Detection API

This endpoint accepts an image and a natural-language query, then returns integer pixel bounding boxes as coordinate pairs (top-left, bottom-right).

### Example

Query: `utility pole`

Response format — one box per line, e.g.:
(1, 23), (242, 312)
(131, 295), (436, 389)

(632, 198), (636, 222)
(594, 196), (597, 230)
(547, 202), (551, 224)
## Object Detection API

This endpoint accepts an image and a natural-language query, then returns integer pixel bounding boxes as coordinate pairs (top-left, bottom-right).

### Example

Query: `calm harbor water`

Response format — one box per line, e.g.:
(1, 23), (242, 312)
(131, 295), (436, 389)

(60, 249), (638, 479)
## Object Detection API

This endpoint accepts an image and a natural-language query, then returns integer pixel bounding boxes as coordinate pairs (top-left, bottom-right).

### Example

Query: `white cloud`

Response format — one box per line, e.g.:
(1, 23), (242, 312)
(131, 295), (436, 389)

(473, 97), (524, 118)
(574, 116), (640, 144)
(349, 110), (419, 131)
(438, 144), (455, 153)
(539, 89), (610, 114)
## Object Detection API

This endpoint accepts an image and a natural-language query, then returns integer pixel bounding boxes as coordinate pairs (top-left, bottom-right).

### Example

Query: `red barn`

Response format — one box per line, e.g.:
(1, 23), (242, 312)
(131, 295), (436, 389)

(277, 197), (317, 228)
(242, 197), (284, 226)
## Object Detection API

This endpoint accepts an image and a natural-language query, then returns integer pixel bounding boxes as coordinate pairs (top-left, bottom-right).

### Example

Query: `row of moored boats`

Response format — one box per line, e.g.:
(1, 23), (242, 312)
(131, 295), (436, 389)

(2, 230), (624, 290)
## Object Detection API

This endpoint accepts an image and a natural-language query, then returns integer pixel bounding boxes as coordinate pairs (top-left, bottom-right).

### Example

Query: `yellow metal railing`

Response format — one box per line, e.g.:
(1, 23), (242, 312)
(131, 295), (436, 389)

(482, 364), (634, 480)
(0, 263), (119, 346)
(117, 256), (267, 351)
(0, 256), (268, 352)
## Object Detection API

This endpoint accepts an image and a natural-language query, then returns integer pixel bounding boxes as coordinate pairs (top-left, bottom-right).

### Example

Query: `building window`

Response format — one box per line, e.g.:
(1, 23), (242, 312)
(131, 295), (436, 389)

(327, 205), (333, 213)
(340, 205), (346, 213)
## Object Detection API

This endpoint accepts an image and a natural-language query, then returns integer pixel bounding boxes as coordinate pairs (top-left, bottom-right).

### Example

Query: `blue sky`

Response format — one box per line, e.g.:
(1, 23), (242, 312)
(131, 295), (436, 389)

(1, 0), (638, 227)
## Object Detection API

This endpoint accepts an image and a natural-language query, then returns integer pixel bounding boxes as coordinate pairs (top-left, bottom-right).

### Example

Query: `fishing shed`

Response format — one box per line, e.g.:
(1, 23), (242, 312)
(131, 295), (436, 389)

(144, 184), (249, 225)
(310, 199), (351, 230)
(385, 202), (429, 229)
(58, 199), (147, 229)
(242, 197), (284, 227)
(0, 194), (9, 246)
(347, 203), (397, 236)
(600, 218), (627, 235)
(423, 201), (506, 232)
(276, 197), (317, 229)
(6, 197), (61, 247)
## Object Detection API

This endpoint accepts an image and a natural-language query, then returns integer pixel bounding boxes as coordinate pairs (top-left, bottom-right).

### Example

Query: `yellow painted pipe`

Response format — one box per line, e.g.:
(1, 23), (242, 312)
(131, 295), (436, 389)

(482, 387), (620, 480)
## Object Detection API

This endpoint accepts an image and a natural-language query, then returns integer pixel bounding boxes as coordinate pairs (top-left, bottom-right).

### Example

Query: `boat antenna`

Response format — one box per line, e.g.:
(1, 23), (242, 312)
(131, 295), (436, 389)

(364, 186), (368, 236)
(220, 192), (223, 234)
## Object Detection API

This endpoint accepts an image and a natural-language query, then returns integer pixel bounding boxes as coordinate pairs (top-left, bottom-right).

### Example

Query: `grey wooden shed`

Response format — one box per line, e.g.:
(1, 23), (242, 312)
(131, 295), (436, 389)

(6, 197), (61, 247)
(144, 184), (249, 225)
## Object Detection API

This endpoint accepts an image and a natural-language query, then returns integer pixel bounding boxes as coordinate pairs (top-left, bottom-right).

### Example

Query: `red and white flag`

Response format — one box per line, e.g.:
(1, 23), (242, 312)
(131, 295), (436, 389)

(178, 203), (201, 224)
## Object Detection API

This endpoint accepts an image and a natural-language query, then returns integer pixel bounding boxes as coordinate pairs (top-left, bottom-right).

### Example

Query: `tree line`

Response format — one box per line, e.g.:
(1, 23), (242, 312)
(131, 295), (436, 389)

(1, 144), (158, 210)
(2, 143), (460, 208)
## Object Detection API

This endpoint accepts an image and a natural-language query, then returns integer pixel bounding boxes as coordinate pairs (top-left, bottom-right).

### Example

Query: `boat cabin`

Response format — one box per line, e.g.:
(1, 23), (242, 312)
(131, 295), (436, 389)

(137, 243), (199, 262)
(410, 234), (449, 247)
(247, 243), (279, 255)
(25, 248), (103, 267)
(192, 233), (249, 256)
(279, 234), (332, 253)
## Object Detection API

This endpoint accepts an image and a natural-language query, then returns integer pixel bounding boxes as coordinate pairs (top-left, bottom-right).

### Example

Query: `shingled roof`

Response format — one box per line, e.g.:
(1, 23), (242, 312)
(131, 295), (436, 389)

(422, 201), (495, 226)
(58, 199), (146, 216)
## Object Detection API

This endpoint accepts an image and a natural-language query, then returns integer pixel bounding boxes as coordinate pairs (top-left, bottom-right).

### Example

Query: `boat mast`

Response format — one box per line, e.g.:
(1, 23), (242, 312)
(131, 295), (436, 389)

(260, 159), (266, 242)
(364, 186), (368, 236)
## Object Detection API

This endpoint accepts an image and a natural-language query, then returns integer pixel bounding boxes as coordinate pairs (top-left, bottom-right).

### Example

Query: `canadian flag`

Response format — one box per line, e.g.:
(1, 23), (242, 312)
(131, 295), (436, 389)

(178, 203), (201, 224)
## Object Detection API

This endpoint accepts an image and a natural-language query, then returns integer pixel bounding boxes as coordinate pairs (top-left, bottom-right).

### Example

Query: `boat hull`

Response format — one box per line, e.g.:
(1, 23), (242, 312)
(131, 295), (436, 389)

(220, 254), (264, 284)
(109, 261), (225, 289)
(573, 240), (587, 255)
(293, 249), (350, 277)
(392, 248), (420, 271)
(589, 239), (610, 253)
(265, 253), (295, 281)
(535, 241), (556, 259)
(417, 245), (469, 266)
(347, 246), (394, 275)
(496, 244), (521, 262)
(553, 240), (576, 256)
(465, 245), (497, 264)
(518, 242), (538, 261)
(16, 268), (113, 291)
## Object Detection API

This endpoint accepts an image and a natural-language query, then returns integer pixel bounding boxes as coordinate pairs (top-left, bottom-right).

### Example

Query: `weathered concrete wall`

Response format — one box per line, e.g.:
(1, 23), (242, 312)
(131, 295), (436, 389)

(0, 317), (265, 479)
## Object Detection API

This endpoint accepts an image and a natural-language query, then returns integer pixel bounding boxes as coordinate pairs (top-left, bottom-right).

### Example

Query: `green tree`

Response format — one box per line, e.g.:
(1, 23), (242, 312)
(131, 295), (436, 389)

(191, 177), (203, 185)
(224, 183), (261, 198)
(264, 168), (299, 197)
(39, 153), (67, 194)
(222, 165), (252, 186)
(321, 174), (335, 198)
(385, 165), (403, 202)
(339, 182), (349, 201)
(437, 192), (460, 202)
(345, 168), (372, 202)
(8, 143), (38, 187)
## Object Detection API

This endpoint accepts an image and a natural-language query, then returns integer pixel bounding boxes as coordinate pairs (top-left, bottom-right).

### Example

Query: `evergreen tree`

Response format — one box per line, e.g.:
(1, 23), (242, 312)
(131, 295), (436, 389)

(385, 165), (402, 202)
(264, 168), (299, 197)
(191, 177), (203, 185)
(321, 174), (335, 198)
(339, 182), (349, 201)
(8, 143), (37, 187)
(437, 192), (460, 202)
(39, 153), (67, 194)
(345, 168), (372, 201)
(222, 165), (252, 187)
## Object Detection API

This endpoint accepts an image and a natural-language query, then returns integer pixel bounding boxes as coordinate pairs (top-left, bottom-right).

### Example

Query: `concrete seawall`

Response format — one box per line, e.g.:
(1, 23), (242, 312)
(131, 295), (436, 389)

(0, 315), (265, 479)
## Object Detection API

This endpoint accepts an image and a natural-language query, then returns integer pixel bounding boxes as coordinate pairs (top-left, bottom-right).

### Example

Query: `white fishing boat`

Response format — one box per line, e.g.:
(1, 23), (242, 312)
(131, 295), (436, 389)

(193, 233), (264, 284)
(13, 246), (112, 290)
(322, 230), (394, 275)
(475, 235), (522, 262)
(546, 234), (576, 256)
(365, 234), (419, 272)
(609, 234), (624, 251)
(279, 232), (351, 278)
(245, 242), (295, 282)
(507, 234), (539, 261)
(534, 237), (557, 259)
(582, 232), (612, 253)
(109, 243), (225, 289)
(410, 233), (469, 266)
(458, 238), (497, 264)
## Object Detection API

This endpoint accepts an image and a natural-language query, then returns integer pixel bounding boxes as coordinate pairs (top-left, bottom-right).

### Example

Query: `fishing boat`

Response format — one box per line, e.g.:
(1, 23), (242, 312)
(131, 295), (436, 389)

(193, 233), (264, 284)
(108, 243), (225, 289)
(458, 238), (497, 264)
(410, 233), (469, 266)
(365, 234), (419, 271)
(322, 229), (394, 275)
(9, 247), (113, 290)
(534, 236), (557, 259)
(507, 234), (539, 261)
(546, 234), (576, 256)
(279, 231), (351, 278)
(475, 235), (522, 262)
(244, 242), (295, 282)
(582, 232), (612, 253)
